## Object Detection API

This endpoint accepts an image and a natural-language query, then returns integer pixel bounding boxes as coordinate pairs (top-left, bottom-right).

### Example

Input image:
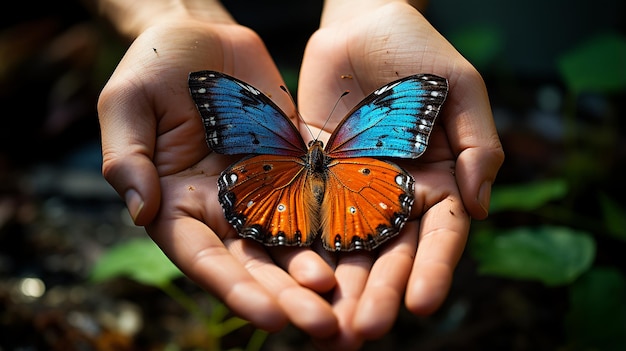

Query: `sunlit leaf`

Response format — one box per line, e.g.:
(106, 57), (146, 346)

(558, 32), (626, 94)
(489, 179), (568, 213)
(471, 226), (595, 286)
(565, 267), (626, 350)
(90, 238), (183, 288)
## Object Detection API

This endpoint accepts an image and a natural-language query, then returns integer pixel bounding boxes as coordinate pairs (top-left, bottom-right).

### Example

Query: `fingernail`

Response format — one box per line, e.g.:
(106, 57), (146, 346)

(478, 181), (492, 215)
(125, 189), (144, 223)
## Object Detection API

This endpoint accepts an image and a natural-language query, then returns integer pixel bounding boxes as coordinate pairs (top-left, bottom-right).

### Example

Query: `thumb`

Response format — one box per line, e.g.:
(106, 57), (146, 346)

(444, 69), (504, 219)
(98, 81), (161, 226)
(102, 153), (161, 225)
(455, 145), (503, 219)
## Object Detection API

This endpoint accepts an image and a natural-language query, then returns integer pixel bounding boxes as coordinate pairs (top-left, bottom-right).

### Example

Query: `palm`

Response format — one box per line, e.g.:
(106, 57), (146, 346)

(297, 3), (473, 347)
(99, 21), (338, 335)
(299, 5), (464, 245)
(101, 21), (292, 222)
(297, 4), (462, 217)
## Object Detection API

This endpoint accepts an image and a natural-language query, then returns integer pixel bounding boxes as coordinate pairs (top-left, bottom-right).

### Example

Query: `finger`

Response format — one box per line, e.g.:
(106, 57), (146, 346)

(226, 239), (339, 338)
(455, 141), (504, 219)
(147, 216), (288, 332)
(270, 246), (337, 293)
(98, 78), (161, 226)
(313, 252), (373, 351)
(352, 220), (419, 339)
(148, 173), (339, 336)
(405, 195), (469, 315)
(443, 69), (504, 219)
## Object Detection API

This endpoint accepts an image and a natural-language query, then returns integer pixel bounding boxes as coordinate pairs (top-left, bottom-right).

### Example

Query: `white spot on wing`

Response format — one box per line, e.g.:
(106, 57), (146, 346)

(395, 174), (406, 186)
(335, 240), (342, 251)
(206, 115), (217, 126)
(209, 131), (219, 145)
(415, 134), (426, 147)
(221, 189), (233, 206)
(236, 81), (261, 95)
(374, 81), (401, 95)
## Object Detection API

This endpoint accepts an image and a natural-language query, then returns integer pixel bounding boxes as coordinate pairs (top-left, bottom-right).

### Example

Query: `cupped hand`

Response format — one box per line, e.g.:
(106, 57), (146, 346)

(97, 20), (339, 336)
(297, 2), (504, 349)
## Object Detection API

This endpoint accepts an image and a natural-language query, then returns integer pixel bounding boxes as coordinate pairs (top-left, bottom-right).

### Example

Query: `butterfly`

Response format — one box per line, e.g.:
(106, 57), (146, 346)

(188, 71), (448, 251)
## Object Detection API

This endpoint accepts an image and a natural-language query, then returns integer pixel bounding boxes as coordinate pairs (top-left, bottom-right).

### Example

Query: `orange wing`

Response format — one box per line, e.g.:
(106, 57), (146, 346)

(320, 157), (414, 251)
(218, 154), (318, 247)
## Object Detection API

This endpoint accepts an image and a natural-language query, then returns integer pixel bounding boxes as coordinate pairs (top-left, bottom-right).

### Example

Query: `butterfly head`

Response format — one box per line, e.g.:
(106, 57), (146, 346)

(307, 139), (324, 148)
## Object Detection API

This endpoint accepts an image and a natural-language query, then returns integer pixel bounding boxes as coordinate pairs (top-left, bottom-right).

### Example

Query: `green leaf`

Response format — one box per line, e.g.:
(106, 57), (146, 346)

(599, 193), (626, 241)
(471, 226), (595, 286)
(489, 179), (568, 213)
(565, 267), (626, 350)
(279, 66), (299, 95)
(558, 32), (626, 94)
(448, 26), (504, 71)
(90, 238), (183, 288)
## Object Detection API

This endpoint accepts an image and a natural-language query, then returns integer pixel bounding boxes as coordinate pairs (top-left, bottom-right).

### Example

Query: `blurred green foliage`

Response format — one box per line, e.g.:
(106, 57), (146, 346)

(471, 226), (595, 286)
(90, 238), (266, 351)
(91, 238), (183, 288)
(566, 267), (626, 351)
(448, 25), (504, 72)
(558, 33), (626, 95)
(465, 30), (626, 351)
(488, 179), (569, 213)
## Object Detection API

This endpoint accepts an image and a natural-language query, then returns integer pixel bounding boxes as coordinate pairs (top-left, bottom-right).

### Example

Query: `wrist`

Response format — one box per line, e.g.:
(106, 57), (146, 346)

(320, 0), (425, 27)
(93, 0), (235, 40)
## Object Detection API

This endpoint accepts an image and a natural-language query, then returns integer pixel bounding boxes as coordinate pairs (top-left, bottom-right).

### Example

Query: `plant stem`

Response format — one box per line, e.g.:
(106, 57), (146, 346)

(160, 281), (222, 351)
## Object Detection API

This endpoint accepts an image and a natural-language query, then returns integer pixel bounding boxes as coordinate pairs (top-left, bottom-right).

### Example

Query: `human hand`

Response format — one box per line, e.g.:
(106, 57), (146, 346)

(97, 17), (340, 336)
(297, 2), (504, 349)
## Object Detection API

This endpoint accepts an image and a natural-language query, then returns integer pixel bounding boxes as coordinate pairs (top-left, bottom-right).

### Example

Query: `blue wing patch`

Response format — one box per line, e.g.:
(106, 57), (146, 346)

(189, 71), (307, 156)
(325, 74), (448, 159)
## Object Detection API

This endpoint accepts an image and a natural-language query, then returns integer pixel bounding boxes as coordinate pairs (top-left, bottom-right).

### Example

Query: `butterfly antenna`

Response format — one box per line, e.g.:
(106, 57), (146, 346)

(280, 85), (316, 141)
(316, 90), (350, 141)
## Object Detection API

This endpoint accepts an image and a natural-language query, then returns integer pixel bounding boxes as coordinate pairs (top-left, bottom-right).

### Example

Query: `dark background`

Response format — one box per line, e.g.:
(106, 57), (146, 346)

(1, 1), (624, 350)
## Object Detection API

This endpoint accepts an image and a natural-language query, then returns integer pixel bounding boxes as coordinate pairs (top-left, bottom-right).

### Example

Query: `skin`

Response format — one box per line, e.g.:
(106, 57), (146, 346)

(94, 0), (504, 349)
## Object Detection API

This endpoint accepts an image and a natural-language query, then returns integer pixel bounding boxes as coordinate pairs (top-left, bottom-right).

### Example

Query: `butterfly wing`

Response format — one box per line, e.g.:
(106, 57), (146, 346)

(189, 71), (446, 252)
(320, 157), (414, 251)
(325, 74), (448, 159)
(189, 70), (307, 156)
(218, 154), (318, 247)
(189, 71), (315, 245)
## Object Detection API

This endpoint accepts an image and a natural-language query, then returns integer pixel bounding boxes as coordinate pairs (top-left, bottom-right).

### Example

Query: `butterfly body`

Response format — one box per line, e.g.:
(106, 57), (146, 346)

(189, 71), (448, 251)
